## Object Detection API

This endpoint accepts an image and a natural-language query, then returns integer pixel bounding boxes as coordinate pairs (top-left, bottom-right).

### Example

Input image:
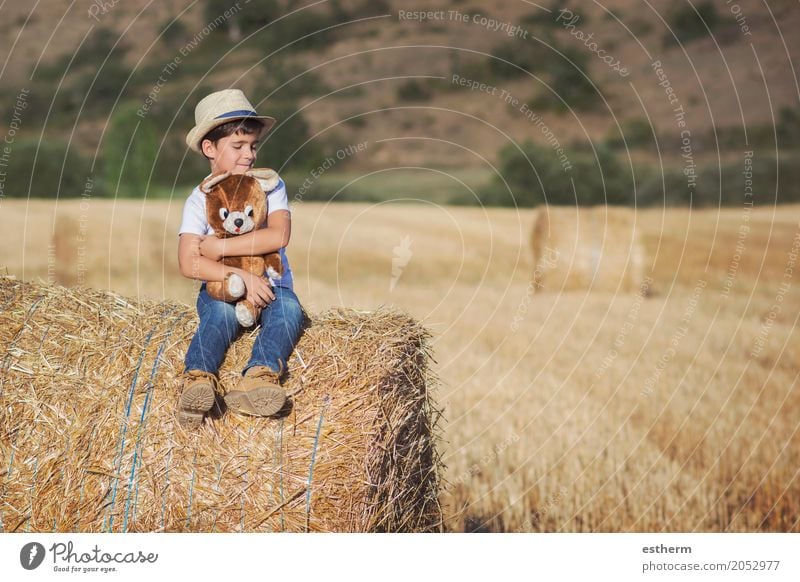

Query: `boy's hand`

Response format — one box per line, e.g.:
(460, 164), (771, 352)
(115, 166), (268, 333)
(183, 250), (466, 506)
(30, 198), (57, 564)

(239, 270), (275, 308)
(199, 236), (224, 261)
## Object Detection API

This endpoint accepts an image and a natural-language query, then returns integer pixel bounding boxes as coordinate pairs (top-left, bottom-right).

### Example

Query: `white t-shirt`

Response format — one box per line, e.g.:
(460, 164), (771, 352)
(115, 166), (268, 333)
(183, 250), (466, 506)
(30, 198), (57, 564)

(178, 175), (294, 290)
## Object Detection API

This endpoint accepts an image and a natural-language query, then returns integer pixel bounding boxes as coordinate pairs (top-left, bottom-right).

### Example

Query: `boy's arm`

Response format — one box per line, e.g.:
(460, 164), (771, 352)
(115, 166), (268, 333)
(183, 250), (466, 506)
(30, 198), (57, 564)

(179, 234), (276, 306)
(200, 210), (291, 259)
(178, 233), (244, 281)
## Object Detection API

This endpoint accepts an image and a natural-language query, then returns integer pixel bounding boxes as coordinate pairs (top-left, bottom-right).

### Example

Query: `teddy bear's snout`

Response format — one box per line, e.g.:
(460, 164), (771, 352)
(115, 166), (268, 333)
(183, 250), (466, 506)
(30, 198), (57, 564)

(222, 210), (254, 234)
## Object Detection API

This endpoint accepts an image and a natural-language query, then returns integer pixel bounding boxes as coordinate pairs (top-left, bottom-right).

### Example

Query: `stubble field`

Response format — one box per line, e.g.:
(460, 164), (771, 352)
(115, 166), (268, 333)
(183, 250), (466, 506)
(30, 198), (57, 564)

(2, 199), (798, 532)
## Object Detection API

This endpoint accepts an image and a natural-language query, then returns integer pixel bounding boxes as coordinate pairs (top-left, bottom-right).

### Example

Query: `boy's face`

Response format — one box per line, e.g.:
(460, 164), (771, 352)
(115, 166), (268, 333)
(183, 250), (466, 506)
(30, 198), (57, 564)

(201, 130), (259, 175)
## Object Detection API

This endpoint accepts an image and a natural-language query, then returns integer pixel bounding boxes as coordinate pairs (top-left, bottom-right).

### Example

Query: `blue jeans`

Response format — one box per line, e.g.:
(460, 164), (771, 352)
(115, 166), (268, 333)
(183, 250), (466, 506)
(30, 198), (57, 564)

(183, 282), (305, 377)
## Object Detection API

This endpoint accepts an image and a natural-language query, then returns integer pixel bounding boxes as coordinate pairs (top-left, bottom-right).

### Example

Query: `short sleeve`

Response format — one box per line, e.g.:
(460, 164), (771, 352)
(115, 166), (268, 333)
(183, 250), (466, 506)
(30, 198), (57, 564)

(178, 190), (209, 236)
(266, 178), (290, 215)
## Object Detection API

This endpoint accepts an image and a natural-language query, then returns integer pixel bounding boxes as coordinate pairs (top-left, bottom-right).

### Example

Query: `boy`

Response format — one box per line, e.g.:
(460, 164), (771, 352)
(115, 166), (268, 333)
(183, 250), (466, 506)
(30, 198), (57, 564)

(176, 89), (304, 428)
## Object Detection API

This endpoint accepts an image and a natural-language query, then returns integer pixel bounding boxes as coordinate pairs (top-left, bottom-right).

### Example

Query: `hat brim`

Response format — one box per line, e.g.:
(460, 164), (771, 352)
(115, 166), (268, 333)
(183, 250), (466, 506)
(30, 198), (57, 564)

(186, 115), (276, 154)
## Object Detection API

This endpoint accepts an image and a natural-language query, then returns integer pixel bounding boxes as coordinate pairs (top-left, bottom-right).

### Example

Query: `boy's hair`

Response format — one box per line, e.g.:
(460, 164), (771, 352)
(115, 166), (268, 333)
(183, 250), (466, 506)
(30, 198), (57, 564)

(200, 118), (265, 159)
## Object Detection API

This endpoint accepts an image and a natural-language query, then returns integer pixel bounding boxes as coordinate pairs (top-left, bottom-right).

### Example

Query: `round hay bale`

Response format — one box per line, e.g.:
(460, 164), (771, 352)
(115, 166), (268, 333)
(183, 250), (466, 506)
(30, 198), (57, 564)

(530, 205), (648, 294)
(0, 276), (443, 532)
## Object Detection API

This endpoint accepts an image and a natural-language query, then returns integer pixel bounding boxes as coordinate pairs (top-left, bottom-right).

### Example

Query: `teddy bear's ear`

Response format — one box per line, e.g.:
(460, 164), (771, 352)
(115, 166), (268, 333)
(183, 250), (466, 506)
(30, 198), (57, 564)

(245, 168), (280, 193)
(200, 171), (231, 194)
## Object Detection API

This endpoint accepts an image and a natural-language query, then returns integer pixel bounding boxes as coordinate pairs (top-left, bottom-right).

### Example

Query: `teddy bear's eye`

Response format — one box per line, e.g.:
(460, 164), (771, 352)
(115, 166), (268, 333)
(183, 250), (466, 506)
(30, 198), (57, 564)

(219, 208), (229, 220)
(245, 205), (253, 218)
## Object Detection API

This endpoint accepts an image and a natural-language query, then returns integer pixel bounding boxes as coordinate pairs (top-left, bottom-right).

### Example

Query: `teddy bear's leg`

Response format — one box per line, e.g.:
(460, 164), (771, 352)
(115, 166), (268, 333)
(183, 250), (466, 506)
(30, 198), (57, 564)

(264, 253), (282, 281)
(205, 281), (226, 301)
(235, 300), (261, 327)
(207, 276), (244, 302)
(256, 253), (279, 284)
(225, 271), (246, 299)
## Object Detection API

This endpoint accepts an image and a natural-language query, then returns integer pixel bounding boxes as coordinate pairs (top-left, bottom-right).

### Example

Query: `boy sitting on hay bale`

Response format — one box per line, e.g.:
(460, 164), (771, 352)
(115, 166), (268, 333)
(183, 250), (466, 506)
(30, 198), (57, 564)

(176, 89), (304, 428)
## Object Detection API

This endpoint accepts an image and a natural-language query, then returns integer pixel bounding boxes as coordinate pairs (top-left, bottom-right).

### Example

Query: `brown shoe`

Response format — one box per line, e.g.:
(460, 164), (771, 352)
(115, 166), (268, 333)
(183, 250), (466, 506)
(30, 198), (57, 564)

(177, 370), (223, 428)
(224, 365), (286, 417)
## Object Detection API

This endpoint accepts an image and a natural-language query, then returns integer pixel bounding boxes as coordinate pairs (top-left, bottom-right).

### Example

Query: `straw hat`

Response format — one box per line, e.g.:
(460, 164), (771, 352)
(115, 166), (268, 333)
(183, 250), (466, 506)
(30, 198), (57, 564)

(186, 89), (276, 154)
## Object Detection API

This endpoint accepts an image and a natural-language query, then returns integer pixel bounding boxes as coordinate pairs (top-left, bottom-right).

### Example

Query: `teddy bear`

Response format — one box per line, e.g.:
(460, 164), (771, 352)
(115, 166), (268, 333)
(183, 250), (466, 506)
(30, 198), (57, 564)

(199, 168), (283, 327)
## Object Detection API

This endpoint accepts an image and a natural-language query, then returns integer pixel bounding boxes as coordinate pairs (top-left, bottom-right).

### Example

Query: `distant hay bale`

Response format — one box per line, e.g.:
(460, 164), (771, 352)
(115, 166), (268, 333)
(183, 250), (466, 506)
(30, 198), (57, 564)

(530, 205), (649, 294)
(51, 215), (79, 287)
(0, 276), (443, 532)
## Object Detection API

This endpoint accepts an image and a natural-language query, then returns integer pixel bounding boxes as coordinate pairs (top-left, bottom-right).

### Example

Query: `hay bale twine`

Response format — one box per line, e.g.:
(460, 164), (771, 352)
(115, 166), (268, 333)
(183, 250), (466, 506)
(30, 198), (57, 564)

(530, 205), (648, 294)
(0, 276), (443, 532)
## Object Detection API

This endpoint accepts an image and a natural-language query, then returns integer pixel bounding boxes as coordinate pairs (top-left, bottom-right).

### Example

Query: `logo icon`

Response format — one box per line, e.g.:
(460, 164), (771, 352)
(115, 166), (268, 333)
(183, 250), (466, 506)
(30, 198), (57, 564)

(390, 235), (413, 292)
(20, 542), (46, 570)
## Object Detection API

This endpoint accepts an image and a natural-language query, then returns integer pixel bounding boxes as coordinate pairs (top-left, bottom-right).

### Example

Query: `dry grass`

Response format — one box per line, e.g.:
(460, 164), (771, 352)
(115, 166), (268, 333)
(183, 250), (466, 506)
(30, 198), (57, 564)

(1, 199), (799, 532)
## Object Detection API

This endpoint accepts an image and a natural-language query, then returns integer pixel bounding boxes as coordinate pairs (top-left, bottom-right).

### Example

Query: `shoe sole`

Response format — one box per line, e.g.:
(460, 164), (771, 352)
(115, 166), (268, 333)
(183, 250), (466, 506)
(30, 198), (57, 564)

(177, 383), (216, 428)
(224, 387), (286, 417)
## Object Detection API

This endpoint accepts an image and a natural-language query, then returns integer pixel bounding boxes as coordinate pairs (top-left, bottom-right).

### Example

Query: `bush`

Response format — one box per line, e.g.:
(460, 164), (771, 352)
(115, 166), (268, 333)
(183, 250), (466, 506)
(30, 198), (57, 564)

(257, 103), (324, 172)
(103, 103), (160, 198)
(529, 55), (604, 113)
(488, 40), (550, 79)
(664, 1), (719, 46)
(256, 59), (330, 101)
(777, 106), (800, 149)
(344, 116), (367, 128)
(29, 27), (133, 124)
(149, 131), (212, 192)
(157, 18), (189, 49)
(71, 61), (134, 112)
(206, 0), (340, 52)
(495, 42), (604, 113)
(637, 153), (800, 207)
(397, 80), (433, 102)
(521, 1), (586, 27)
(1, 140), (92, 198)
(484, 140), (635, 206)
(482, 139), (800, 208)
(636, 167), (691, 207)
(204, 0), (278, 41)
(263, 9), (338, 53)
(551, 61), (603, 112)
(341, 0), (391, 19)
(605, 118), (654, 150)
(43, 27), (128, 73)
